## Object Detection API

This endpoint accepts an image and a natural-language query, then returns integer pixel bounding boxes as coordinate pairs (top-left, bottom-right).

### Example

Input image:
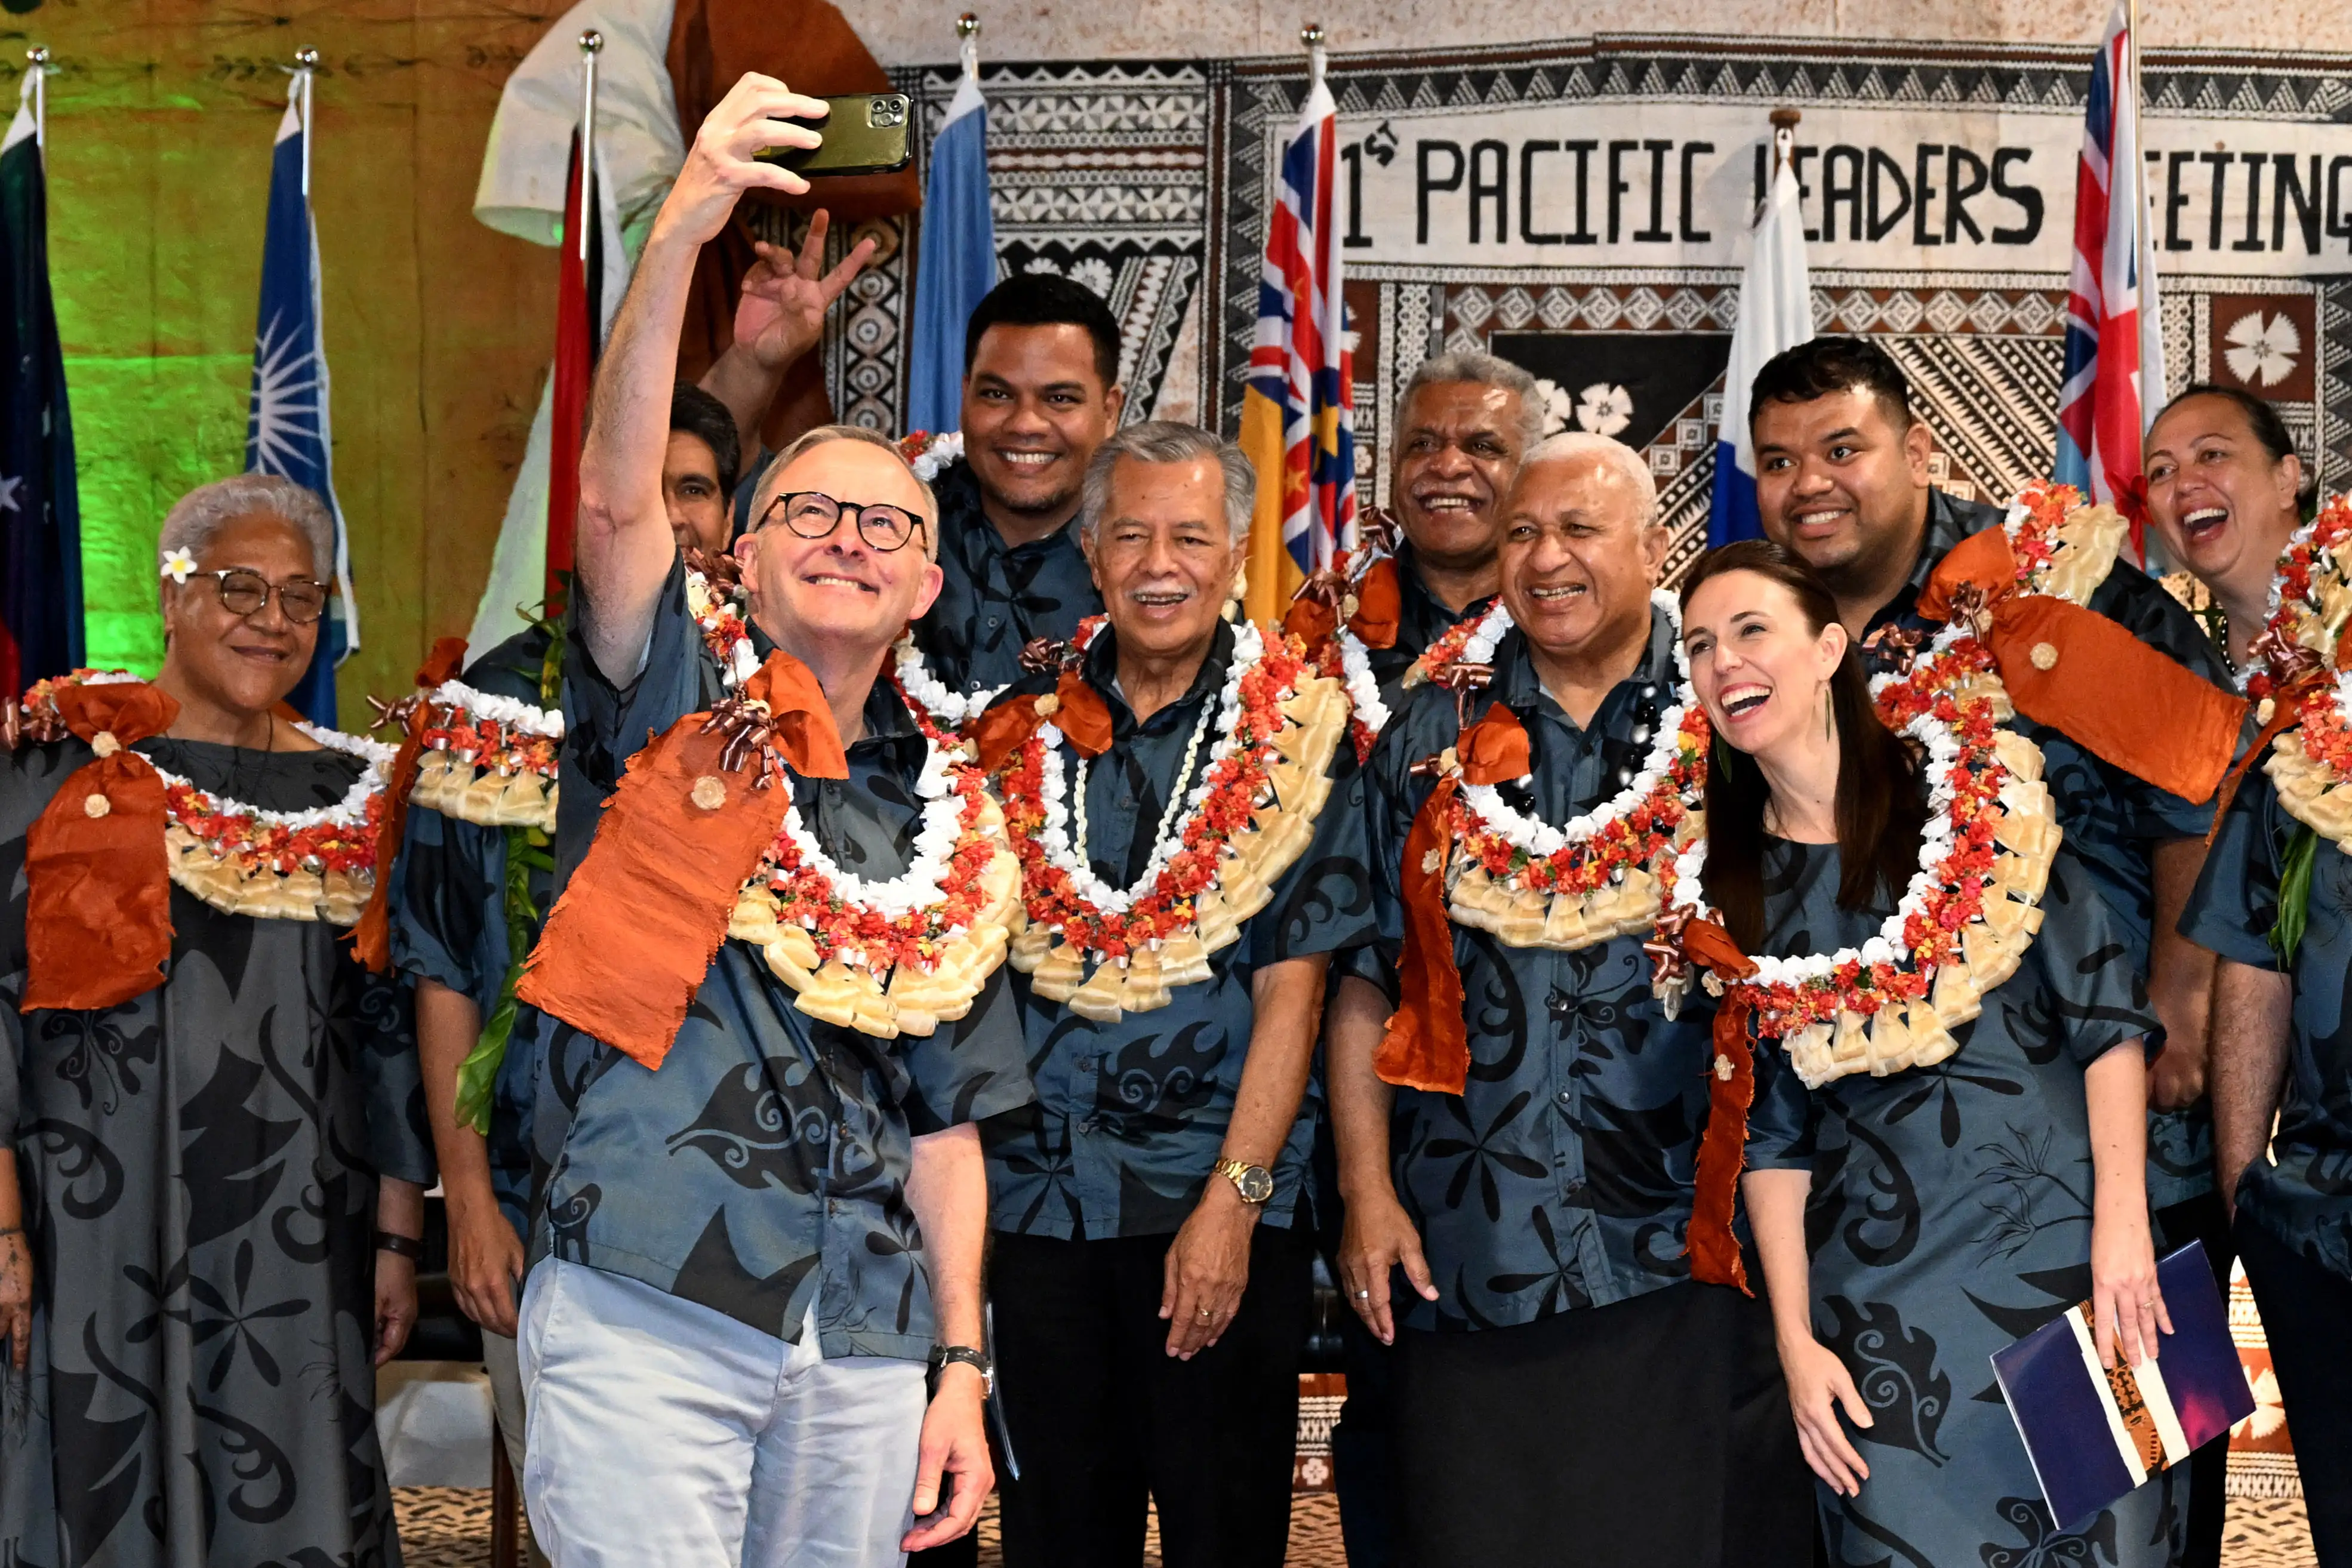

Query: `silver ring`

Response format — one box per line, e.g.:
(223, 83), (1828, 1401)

(1356, 1289), (1370, 1299)
(1197, 1307), (1212, 1317)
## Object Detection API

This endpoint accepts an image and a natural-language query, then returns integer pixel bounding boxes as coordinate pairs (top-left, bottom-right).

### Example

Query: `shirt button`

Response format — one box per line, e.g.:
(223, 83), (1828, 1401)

(1563, 1178), (1588, 1197)
(1556, 1089), (1572, 1105)
(986, 614), (1003, 629)
(1079, 1116), (1101, 1135)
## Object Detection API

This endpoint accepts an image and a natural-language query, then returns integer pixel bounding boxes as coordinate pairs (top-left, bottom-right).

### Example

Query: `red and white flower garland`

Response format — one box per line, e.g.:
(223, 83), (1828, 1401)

(20, 670), (396, 924)
(1663, 629), (2061, 1087)
(1409, 591), (1710, 950)
(685, 564), (1021, 1038)
(999, 615), (1349, 1019)
(2240, 492), (2352, 845)
(410, 679), (564, 831)
(2000, 478), (2130, 607)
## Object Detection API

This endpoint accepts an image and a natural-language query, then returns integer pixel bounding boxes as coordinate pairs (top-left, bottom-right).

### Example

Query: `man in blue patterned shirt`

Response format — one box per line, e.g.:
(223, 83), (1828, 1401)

(910, 275), (1124, 696)
(978, 422), (1375, 1567)
(1328, 433), (1812, 1567)
(513, 75), (1034, 1567)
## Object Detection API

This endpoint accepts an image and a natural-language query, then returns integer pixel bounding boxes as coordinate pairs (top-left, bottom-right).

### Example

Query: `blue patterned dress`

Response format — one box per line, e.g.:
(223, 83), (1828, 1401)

(1746, 836), (2184, 1567)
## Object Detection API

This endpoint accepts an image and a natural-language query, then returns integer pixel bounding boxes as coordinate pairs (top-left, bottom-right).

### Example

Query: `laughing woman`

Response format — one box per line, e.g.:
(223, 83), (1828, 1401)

(1677, 541), (2180, 1567)
(0, 475), (432, 1568)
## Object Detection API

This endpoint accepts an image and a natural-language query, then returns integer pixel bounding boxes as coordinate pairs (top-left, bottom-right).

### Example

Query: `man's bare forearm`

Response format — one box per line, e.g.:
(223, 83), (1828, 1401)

(2209, 959), (2294, 1210)
(1223, 954), (1330, 1170)
(414, 978), (499, 1217)
(699, 343), (784, 467)
(1326, 972), (1397, 1203)
(908, 1123), (987, 1348)
(575, 230), (702, 678)
(2147, 837), (2216, 1094)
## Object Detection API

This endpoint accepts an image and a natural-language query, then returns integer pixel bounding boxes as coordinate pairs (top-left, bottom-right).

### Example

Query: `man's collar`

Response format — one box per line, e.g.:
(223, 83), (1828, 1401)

(1868, 486), (1997, 633)
(744, 620), (922, 755)
(1081, 617), (1236, 732)
(1491, 598), (1677, 714)
(936, 455), (1088, 557)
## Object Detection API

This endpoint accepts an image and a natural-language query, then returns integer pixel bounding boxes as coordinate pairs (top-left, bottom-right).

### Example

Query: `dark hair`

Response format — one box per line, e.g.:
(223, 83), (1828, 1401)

(669, 382), (741, 497)
(2151, 383), (2314, 512)
(963, 273), (1123, 391)
(1748, 336), (1913, 433)
(1680, 540), (1929, 953)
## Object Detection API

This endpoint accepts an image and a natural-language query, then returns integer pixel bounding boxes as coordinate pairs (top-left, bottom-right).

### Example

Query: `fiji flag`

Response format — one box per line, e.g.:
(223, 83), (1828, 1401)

(0, 63), (83, 691)
(1708, 124), (1813, 547)
(247, 64), (354, 727)
(1240, 43), (1355, 623)
(907, 31), (996, 435)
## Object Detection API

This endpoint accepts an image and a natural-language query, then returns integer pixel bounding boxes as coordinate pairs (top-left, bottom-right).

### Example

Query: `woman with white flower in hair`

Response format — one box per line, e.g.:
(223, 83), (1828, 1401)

(0, 473), (432, 1568)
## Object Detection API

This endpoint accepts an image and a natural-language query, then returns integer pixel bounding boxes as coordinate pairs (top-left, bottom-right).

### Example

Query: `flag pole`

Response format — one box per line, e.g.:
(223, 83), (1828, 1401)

(26, 47), (45, 158)
(1303, 21), (1326, 97)
(1769, 106), (1800, 177)
(577, 30), (602, 267)
(958, 11), (980, 82)
(294, 47), (316, 199)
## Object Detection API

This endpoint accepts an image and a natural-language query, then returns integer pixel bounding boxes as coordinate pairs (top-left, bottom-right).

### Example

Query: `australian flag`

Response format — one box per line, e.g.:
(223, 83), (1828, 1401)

(0, 67), (83, 692)
(246, 66), (354, 726)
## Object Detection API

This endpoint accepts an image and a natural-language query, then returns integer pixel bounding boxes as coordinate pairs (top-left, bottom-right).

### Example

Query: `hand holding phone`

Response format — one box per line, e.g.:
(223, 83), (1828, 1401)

(756, 94), (915, 180)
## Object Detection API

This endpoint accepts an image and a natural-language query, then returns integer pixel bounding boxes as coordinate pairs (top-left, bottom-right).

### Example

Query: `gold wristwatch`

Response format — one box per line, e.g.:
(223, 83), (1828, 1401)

(1213, 1156), (1274, 1206)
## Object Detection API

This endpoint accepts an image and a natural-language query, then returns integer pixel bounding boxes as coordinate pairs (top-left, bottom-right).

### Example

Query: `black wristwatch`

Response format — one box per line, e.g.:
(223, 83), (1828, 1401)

(930, 1344), (994, 1398)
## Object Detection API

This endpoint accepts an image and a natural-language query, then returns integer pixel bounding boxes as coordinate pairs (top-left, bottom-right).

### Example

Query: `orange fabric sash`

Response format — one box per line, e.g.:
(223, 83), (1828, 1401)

(517, 652), (846, 1070)
(1374, 704), (1532, 1095)
(23, 681), (181, 1012)
(1916, 526), (2245, 805)
(1676, 916), (1762, 1295)
(972, 670), (1112, 775)
(1349, 557), (1402, 649)
(350, 636), (471, 973)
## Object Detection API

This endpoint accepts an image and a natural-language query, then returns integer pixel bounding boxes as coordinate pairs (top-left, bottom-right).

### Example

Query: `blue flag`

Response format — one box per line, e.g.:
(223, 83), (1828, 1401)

(0, 68), (82, 691)
(907, 60), (995, 436)
(246, 67), (353, 727)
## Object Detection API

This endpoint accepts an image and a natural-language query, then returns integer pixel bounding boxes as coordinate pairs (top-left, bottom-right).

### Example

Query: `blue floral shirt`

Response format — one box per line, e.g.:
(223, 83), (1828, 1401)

(529, 561), (1038, 1358)
(2182, 774), (2352, 1283)
(385, 626), (557, 1244)
(978, 620), (1377, 1239)
(908, 457), (1104, 696)
(1362, 606), (1720, 1330)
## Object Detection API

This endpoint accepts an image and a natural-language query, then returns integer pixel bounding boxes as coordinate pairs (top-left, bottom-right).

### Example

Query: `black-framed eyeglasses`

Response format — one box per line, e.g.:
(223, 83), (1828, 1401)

(756, 490), (926, 553)
(195, 568), (331, 625)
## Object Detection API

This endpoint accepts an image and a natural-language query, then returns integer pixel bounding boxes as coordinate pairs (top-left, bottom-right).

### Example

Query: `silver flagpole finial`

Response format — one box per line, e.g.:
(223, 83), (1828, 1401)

(26, 46), (48, 66)
(957, 13), (980, 38)
(1301, 22), (1325, 47)
(1769, 106), (1800, 170)
(579, 29), (604, 54)
(294, 47), (319, 69)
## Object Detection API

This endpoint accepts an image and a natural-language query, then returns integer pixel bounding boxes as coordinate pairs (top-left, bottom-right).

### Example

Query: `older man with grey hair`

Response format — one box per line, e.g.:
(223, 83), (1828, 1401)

(976, 420), (1376, 1568)
(1326, 432), (1815, 1568)
(1351, 350), (1541, 697)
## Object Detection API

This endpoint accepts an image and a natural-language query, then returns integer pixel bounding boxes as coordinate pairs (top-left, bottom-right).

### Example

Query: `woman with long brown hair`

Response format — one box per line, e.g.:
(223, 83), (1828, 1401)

(1680, 541), (2179, 1565)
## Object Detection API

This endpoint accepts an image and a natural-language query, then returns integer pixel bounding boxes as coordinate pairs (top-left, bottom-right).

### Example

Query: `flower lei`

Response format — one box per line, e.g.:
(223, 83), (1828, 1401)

(20, 670), (396, 924)
(1663, 628), (2061, 1088)
(684, 563), (1020, 1038)
(408, 677), (564, 833)
(998, 614), (1349, 1019)
(895, 429), (966, 483)
(2243, 492), (2352, 701)
(1411, 591), (1710, 950)
(2000, 478), (2129, 607)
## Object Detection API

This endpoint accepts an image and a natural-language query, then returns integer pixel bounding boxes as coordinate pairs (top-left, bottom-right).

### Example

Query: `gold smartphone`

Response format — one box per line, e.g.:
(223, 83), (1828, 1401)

(758, 94), (914, 178)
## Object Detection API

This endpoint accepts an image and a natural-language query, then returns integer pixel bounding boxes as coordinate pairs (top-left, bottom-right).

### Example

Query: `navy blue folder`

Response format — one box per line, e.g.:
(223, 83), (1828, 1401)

(1988, 1242), (2254, 1532)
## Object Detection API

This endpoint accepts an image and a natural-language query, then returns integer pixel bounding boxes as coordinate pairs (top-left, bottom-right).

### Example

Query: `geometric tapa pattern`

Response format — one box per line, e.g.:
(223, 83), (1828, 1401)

(875, 59), (1220, 430)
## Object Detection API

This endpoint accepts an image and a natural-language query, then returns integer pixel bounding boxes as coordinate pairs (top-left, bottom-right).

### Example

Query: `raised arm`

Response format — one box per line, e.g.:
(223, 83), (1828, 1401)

(575, 73), (826, 678)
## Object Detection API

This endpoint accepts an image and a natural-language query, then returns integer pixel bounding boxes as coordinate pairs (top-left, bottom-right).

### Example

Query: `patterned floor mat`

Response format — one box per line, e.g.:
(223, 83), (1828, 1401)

(393, 1489), (2311, 1565)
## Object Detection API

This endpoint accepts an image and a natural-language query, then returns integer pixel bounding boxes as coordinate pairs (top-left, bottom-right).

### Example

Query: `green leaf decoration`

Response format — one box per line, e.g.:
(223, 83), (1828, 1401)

(2270, 822), (2319, 966)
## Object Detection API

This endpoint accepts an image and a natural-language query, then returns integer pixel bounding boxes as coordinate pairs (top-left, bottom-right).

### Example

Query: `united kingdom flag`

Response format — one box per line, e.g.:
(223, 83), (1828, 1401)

(2055, 0), (2165, 559)
(1240, 48), (1356, 618)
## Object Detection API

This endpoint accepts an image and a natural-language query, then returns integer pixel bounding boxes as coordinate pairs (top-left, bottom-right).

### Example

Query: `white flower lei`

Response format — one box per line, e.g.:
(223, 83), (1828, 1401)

(1335, 627), (1392, 741)
(766, 722), (968, 926)
(1032, 620), (1269, 916)
(1452, 588), (1693, 864)
(1665, 625), (1974, 988)
(892, 634), (1006, 726)
(427, 679), (565, 740)
(150, 722), (400, 836)
(909, 430), (964, 483)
